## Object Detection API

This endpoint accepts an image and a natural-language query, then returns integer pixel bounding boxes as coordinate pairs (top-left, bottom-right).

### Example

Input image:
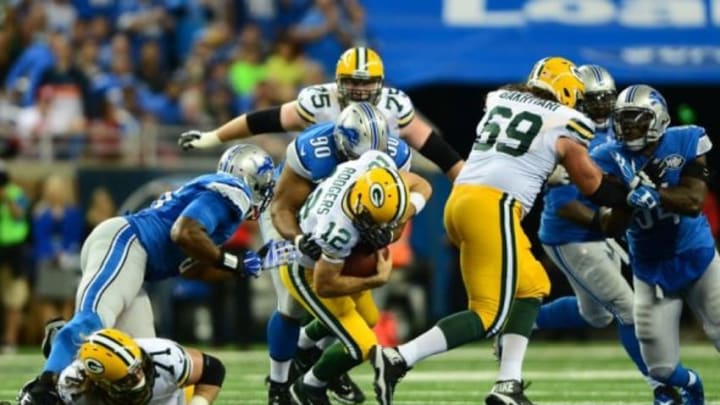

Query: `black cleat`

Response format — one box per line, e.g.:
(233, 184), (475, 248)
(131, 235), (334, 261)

(653, 384), (682, 405)
(327, 372), (366, 404)
(268, 379), (292, 405)
(41, 318), (66, 359)
(369, 346), (409, 405)
(485, 380), (535, 405)
(290, 380), (331, 405)
(17, 372), (62, 405)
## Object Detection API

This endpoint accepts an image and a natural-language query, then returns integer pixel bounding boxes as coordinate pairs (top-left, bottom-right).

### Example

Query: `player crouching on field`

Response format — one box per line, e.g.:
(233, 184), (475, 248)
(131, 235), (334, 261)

(19, 327), (225, 405)
(273, 154), (431, 405)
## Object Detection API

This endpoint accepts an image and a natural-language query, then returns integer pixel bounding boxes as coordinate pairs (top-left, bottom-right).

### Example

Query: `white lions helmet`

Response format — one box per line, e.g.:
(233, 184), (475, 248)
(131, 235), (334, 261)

(613, 85), (671, 152)
(217, 144), (275, 218)
(333, 102), (390, 160)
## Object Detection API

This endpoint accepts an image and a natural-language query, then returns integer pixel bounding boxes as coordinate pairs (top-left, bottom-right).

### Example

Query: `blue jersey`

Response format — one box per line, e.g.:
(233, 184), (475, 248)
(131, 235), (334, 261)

(125, 173), (252, 281)
(539, 127), (616, 245)
(284, 122), (412, 182)
(591, 125), (715, 293)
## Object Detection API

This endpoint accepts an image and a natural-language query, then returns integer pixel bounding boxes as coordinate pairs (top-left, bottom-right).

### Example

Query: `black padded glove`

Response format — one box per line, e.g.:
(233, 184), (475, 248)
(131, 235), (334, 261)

(352, 210), (393, 251)
(294, 233), (322, 261)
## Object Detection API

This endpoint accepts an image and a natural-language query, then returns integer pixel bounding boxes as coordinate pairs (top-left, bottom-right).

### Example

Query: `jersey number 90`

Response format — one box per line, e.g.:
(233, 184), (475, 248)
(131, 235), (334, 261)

(474, 106), (543, 157)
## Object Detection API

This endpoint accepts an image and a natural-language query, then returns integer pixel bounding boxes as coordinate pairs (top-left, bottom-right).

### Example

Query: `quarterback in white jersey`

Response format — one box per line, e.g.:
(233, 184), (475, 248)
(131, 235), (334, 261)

(179, 46), (463, 180)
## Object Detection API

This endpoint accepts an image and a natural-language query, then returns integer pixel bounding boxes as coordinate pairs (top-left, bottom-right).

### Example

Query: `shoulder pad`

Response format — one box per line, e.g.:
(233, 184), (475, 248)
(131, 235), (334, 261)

(296, 83), (337, 124)
(388, 137), (412, 171)
(378, 87), (415, 128)
(201, 174), (252, 217)
(562, 109), (595, 147)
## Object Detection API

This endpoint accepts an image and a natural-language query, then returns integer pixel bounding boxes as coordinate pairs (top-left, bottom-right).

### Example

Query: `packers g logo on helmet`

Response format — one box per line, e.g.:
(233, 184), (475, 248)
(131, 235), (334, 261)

(78, 328), (143, 384)
(336, 47), (384, 104)
(346, 167), (409, 225)
(527, 57), (585, 108)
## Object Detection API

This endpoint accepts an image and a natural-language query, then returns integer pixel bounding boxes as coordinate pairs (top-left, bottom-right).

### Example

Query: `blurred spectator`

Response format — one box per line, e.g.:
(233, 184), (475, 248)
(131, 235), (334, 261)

(136, 40), (167, 93)
(98, 32), (131, 72)
(287, 0), (363, 74)
(71, 0), (117, 20)
(75, 38), (101, 81)
(0, 163), (30, 354)
(84, 186), (116, 236)
(116, 0), (169, 52)
(44, 0), (78, 34)
(265, 37), (308, 101)
(4, 25), (56, 107)
(228, 25), (268, 97)
(0, 13), (25, 84)
(32, 175), (83, 326)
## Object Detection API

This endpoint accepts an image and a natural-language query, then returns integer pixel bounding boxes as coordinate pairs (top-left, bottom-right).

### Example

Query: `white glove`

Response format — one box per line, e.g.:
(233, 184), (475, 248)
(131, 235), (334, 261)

(259, 240), (297, 269)
(547, 164), (570, 186)
(178, 130), (221, 150)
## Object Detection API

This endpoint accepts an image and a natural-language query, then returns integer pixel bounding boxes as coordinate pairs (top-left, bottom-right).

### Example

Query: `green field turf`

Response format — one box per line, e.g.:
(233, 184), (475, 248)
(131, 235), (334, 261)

(1, 341), (717, 404)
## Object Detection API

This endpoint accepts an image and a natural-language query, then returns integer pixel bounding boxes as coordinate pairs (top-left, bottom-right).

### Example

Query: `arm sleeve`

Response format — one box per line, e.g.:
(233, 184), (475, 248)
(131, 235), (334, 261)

(180, 192), (238, 233)
(284, 140), (314, 180)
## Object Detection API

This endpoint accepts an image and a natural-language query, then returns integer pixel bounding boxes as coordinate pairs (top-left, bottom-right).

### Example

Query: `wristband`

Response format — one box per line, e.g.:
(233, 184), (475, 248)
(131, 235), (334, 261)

(198, 131), (221, 148)
(409, 192), (427, 215)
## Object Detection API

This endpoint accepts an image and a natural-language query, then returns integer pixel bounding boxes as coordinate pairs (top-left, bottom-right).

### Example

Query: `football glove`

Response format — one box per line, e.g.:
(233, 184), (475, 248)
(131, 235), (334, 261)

(294, 234), (322, 261)
(352, 210), (393, 251)
(627, 185), (660, 210)
(258, 239), (296, 269)
(178, 130), (221, 150)
(217, 248), (263, 278)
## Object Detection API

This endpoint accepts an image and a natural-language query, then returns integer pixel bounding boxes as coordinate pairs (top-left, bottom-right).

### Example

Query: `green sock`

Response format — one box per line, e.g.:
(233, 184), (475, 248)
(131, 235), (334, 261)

(502, 298), (542, 337)
(304, 319), (332, 341)
(311, 341), (362, 381)
(436, 310), (485, 349)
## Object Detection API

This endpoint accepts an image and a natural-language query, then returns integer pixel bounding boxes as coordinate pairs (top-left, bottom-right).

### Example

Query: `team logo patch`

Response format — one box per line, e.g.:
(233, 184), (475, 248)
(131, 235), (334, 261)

(663, 154), (685, 169)
(369, 183), (385, 208)
(84, 358), (105, 375)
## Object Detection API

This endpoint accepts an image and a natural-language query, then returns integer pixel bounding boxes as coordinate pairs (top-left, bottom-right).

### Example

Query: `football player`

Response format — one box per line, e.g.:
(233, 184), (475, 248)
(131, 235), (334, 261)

(369, 57), (640, 405)
(178, 46), (463, 181)
(20, 144), (276, 404)
(277, 153), (432, 405)
(493, 65), (680, 404)
(264, 101), (412, 404)
(20, 327), (225, 405)
(592, 85), (716, 405)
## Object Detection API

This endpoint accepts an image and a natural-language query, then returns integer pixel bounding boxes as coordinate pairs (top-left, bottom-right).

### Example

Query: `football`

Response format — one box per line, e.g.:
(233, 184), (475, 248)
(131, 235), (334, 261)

(341, 247), (390, 277)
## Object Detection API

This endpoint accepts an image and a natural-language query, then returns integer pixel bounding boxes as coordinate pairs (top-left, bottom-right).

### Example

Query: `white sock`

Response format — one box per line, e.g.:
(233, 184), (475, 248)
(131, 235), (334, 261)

(303, 369), (327, 388)
(644, 375), (663, 389)
(316, 336), (335, 350)
(496, 334), (528, 382)
(269, 358), (292, 383)
(397, 326), (448, 367)
(688, 370), (698, 386)
(297, 327), (316, 350)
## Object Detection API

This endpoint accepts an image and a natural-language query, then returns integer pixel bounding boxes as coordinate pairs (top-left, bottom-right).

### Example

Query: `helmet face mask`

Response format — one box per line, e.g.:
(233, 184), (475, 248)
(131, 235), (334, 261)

(613, 108), (654, 151)
(333, 102), (390, 161)
(335, 47), (384, 106)
(217, 144), (276, 219)
(581, 90), (616, 123)
(613, 84), (670, 152)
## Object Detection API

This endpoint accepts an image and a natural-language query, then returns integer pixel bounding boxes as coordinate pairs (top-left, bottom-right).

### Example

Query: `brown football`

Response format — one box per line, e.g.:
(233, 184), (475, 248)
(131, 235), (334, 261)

(341, 247), (390, 277)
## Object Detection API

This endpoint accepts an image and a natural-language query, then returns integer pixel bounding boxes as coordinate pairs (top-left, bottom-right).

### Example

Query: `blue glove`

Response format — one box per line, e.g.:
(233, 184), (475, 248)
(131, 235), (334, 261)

(611, 151), (658, 189)
(217, 247), (263, 278)
(627, 185), (660, 210)
(258, 239), (296, 269)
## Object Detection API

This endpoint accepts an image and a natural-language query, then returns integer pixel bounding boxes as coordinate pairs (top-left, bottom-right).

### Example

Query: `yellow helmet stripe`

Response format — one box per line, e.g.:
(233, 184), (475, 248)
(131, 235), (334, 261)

(91, 334), (136, 367)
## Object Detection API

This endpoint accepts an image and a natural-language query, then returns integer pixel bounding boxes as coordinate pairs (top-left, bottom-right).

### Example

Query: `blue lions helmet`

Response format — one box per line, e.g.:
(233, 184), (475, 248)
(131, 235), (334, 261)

(333, 102), (390, 160)
(613, 85), (671, 152)
(218, 144), (275, 218)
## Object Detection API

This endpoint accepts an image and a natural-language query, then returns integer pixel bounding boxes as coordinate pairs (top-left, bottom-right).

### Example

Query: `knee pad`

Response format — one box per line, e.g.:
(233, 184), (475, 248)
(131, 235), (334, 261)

(648, 365), (675, 383)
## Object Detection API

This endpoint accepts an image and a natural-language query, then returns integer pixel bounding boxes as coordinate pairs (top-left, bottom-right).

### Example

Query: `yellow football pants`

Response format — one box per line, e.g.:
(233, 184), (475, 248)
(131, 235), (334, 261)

(444, 184), (550, 336)
(280, 264), (379, 361)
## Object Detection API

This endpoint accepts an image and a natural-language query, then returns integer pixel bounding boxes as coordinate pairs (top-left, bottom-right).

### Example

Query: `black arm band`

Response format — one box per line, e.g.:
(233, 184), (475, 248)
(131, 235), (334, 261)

(588, 175), (629, 208)
(681, 160), (711, 184)
(418, 130), (464, 173)
(246, 106), (284, 135)
(198, 353), (226, 386)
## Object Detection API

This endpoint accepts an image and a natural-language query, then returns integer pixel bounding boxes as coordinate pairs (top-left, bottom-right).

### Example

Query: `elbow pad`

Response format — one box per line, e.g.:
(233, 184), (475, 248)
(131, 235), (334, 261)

(588, 175), (629, 208)
(418, 130), (463, 173)
(197, 353), (226, 387)
(246, 106), (284, 135)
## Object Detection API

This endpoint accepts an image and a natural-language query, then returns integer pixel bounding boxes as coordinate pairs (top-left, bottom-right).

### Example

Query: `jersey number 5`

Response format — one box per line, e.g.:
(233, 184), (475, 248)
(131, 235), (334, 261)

(473, 106), (543, 157)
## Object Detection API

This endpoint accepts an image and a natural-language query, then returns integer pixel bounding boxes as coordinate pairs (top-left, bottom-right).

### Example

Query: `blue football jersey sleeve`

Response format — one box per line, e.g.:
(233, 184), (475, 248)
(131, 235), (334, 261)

(389, 136), (412, 171)
(285, 122), (340, 182)
(180, 191), (238, 234)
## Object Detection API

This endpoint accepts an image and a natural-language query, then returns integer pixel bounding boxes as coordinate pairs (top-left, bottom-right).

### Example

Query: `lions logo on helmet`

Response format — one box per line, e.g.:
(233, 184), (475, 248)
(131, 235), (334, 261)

(217, 144), (276, 219)
(336, 47), (384, 105)
(333, 102), (390, 160)
(346, 167), (409, 226)
(613, 84), (671, 152)
(77, 328), (155, 404)
(527, 57), (585, 108)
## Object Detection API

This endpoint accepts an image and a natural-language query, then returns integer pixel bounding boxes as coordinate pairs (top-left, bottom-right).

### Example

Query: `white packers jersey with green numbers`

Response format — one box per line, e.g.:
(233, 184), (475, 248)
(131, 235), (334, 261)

(57, 338), (192, 405)
(296, 150), (399, 268)
(455, 89), (595, 215)
(295, 83), (415, 130)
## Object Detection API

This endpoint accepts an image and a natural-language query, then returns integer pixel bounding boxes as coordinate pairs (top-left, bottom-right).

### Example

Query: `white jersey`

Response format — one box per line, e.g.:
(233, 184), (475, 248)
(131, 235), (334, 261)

(297, 150), (399, 268)
(455, 89), (595, 214)
(295, 82), (415, 131)
(57, 338), (192, 405)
